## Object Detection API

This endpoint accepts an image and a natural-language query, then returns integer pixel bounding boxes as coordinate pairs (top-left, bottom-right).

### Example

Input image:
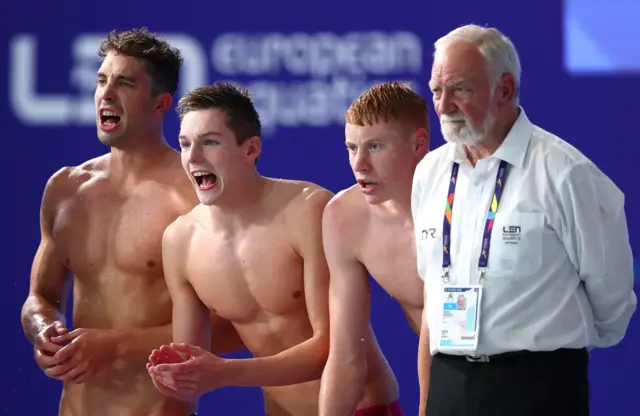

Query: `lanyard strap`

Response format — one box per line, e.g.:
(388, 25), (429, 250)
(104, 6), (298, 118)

(442, 160), (509, 281)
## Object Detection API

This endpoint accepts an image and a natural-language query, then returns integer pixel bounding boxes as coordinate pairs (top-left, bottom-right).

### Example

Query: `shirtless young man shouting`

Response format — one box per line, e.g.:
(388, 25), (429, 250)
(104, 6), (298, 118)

(319, 81), (430, 416)
(20, 28), (239, 416)
(146, 82), (405, 415)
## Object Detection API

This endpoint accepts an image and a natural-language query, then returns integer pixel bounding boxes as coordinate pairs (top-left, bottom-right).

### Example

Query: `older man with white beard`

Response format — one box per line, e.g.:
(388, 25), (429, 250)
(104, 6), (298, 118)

(412, 24), (636, 416)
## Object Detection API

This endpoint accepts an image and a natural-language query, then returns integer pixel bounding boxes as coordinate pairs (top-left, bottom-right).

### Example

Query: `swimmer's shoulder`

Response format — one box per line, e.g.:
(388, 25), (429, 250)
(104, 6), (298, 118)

(323, 185), (368, 228)
(326, 185), (366, 211)
(267, 177), (334, 209)
(161, 209), (204, 275)
(42, 154), (109, 203)
(163, 205), (206, 250)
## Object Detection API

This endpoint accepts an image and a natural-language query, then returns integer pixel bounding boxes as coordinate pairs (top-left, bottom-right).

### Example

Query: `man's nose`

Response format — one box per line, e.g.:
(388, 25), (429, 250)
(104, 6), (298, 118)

(188, 145), (204, 163)
(99, 81), (117, 103)
(353, 150), (370, 172)
(437, 90), (458, 115)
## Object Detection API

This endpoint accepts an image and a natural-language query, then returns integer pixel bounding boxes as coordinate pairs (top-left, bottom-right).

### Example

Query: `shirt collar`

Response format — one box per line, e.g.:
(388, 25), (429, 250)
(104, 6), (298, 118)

(446, 106), (533, 168)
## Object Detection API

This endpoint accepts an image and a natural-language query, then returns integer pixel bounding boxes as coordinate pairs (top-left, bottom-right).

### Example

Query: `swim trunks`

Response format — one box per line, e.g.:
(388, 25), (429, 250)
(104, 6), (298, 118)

(266, 400), (403, 416)
(355, 400), (404, 415)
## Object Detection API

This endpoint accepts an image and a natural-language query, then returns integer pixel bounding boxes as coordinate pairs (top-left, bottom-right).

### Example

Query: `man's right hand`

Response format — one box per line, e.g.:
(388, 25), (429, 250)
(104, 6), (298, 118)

(33, 321), (69, 376)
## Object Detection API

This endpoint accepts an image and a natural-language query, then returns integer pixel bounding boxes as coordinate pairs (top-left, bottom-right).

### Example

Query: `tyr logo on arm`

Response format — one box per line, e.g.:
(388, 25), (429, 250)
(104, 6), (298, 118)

(421, 228), (436, 240)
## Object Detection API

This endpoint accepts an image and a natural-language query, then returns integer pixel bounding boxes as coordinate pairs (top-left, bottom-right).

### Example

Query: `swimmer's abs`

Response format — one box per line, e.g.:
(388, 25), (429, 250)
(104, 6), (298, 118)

(262, 379), (322, 416)
(59, 377), (195, 416)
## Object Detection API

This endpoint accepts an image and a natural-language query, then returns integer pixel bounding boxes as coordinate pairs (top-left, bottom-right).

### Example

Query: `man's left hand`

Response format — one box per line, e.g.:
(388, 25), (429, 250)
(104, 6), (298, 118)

(49, 328), (120, 383)
(147, 343), (226, 399)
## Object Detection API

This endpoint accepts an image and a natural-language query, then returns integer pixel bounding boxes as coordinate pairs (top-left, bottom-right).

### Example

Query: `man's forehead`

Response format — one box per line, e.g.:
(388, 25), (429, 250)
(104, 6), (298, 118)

(99, 52), (146, 74)
(180, 109), (231, 136)
(345, 122), (400, 142)
(431, 42), (486, 82)
(431, 63), (483, 87)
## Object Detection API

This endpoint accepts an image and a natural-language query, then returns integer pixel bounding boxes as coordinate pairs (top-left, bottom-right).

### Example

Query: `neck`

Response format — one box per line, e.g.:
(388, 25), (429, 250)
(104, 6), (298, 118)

(464, 139), (501, 167)
(376, 182), (413, 219)
(377, 197), (412, 219)
(465, 106), (520, 166)
(107, 134), (172, 185)
(209, 172), (267, 228)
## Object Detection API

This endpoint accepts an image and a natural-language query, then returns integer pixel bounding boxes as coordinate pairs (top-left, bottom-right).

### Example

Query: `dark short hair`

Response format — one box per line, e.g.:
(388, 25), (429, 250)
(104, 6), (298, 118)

(98, 27), (183, 96)
(176, 82), (262, 146)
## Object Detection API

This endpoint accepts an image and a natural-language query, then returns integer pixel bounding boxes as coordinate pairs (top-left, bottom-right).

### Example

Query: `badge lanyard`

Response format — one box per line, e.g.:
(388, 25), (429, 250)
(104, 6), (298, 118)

(441, 160), (509, 283)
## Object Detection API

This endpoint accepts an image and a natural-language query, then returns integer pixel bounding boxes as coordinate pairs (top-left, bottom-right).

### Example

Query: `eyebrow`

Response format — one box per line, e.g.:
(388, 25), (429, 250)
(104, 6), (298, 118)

(429, 78), (465, 90)
(345, 137), (386, 146)
(178, 131), (223, 141)
(96, 72), (137, 83)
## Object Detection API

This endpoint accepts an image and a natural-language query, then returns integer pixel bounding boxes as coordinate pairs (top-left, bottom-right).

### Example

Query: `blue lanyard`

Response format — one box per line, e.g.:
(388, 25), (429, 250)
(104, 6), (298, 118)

(442, 160), (509, 282)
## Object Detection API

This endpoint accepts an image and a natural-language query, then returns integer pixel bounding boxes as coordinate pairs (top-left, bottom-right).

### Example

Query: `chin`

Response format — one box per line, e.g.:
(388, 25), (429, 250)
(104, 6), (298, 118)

(196, 193), (219, 206)
(97, 132), (125, 147)
(195, 186), (223, 206)
(363, 193), (390, 205)
(442, 129), (485, 146)
(198, 198), (218, 206)
(441, 113), (494, 147)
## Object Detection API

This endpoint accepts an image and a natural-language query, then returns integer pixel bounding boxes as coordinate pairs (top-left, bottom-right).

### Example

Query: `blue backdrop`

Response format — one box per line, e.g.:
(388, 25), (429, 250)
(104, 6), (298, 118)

(3, 0), (638, 414)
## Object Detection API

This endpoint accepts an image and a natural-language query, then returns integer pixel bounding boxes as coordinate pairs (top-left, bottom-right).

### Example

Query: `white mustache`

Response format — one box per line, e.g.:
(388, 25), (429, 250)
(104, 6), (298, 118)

(440, 114), (467, 123)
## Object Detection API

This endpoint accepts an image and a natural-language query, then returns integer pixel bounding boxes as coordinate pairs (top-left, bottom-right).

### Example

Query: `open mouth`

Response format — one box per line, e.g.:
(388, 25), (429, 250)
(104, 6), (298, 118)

(100, 110), (121, 128)
(357, 180), (376, 190)
(193, 171), (217, 190)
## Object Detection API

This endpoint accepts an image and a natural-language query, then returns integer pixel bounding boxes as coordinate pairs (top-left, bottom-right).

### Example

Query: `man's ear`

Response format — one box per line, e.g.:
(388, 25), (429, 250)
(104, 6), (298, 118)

(413, 127), (429, 159)
(154, 92), (173, 117)
(496, 73), (516, 108)
(244, 136), (262, 164)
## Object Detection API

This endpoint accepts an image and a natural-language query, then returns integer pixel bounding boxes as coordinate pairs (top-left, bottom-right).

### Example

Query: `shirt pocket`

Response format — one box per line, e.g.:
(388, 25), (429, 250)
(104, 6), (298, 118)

(486, 212), (545, 278)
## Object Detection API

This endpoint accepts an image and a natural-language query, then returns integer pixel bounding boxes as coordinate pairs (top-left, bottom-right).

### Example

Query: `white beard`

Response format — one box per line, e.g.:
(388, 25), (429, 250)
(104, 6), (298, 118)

(440, 111), (495, 146)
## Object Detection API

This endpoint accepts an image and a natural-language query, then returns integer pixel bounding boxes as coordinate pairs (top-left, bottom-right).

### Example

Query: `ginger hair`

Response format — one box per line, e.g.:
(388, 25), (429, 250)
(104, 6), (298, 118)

(346, 81), (429, 135)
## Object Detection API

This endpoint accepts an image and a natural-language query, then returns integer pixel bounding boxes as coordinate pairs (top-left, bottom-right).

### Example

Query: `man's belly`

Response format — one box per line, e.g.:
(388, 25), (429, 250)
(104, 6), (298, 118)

(262, 379), (322, 416)
(59, 365), (196, 416)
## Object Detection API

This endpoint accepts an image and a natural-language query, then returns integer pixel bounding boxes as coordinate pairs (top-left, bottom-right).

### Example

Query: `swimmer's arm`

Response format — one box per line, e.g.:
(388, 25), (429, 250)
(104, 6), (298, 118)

(217, 189), (333, 387)
(166, 187), (243, 355)
(163, 220), (211, 350)
(319, 199), (371, 416)
(21, 168), (72, 344)
(417, 289), (431, 416)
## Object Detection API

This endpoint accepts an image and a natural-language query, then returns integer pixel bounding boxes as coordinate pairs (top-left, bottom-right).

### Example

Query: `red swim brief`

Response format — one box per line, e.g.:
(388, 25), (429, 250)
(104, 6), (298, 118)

(266, 400), (404, 416)
(355, 400), (404, 416)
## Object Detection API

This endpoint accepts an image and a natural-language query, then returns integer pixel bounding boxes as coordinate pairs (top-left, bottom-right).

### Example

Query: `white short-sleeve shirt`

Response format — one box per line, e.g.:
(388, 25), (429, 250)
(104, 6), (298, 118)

(411, 108), (636, 356)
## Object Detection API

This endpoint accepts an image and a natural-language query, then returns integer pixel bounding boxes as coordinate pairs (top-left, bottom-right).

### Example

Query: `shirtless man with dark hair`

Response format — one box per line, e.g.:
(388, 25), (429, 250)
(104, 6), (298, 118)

(146, 82), (402, 416)
(20, 28), (239, 416)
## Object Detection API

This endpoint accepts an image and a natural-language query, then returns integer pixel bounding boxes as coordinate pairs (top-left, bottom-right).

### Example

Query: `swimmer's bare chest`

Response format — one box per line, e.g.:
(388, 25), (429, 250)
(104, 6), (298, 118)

(188, 224), (307, 325)
(52, 175), (185, 327)
(360, 219), (424, 314)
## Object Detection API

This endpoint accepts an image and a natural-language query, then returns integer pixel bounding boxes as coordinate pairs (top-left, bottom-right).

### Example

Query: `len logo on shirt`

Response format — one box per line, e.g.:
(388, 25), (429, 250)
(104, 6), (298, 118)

(501, 225), (521, 245)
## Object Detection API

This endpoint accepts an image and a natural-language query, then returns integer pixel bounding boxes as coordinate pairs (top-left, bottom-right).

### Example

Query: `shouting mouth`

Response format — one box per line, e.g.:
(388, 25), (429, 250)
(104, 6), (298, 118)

(193, 171), (217, 190)
(99, 109), (121, 130)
